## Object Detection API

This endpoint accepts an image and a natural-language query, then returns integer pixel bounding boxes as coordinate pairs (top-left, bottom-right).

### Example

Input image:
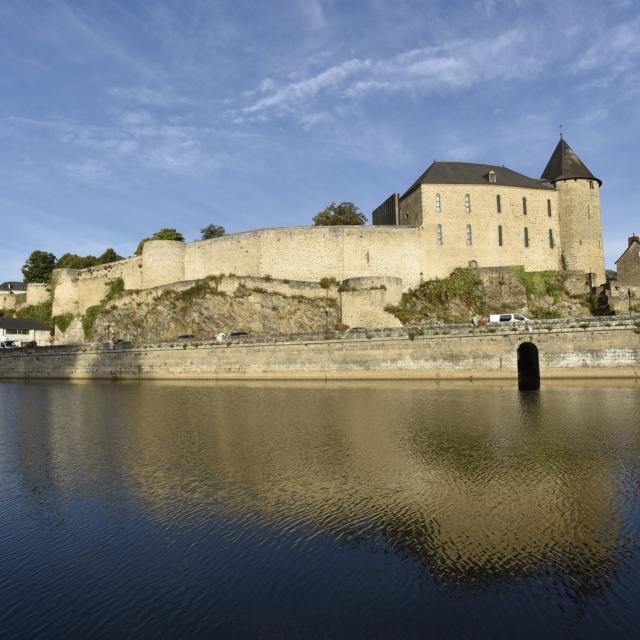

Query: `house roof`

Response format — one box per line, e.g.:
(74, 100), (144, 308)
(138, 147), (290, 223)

(400, 161), (553, 199)
(0, 317), (50, 331)
(615, 238), (640, 265)
(0, 281), (26, 293)
(540, 137), (601, 185)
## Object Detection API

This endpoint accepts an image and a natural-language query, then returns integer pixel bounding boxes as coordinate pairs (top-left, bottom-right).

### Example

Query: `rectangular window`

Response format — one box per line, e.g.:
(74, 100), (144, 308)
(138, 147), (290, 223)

(522, 197), (527, 215)
(464, 194), (471, 213)
(524, 227), (529, 248)
(437, 224), (443, 245)
(496, 194), (501, 213)
(498, 225), (503, 246)
(589, 181), (594, 190)
(547, 199), (552, 217)
(435, 193), (441, 213)
(549, 229), (554, 249)
(466, 224), (472, 246)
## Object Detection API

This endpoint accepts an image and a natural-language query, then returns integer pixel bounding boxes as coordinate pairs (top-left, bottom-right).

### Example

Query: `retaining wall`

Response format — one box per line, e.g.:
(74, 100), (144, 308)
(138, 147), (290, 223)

(1, 325), (638, 380)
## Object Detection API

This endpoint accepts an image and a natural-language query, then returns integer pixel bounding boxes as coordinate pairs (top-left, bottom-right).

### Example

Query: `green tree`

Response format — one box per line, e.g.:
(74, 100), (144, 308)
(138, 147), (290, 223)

(55, 248), (123, 270)
(135, 228), (185, 256)
(96, 248), (123, 264)
(200, 224), (226, 240)
(21, 250), (57, 283)
(312, 201), (366, 226)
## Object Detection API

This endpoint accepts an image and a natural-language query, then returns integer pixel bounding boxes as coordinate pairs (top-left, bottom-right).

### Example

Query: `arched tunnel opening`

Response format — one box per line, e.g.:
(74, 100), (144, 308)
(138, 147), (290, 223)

(518, 342), (540, 390)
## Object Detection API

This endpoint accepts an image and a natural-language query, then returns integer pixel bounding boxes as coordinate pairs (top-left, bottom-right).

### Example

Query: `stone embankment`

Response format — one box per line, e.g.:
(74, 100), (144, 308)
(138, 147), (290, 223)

(2, 317), (639, 381)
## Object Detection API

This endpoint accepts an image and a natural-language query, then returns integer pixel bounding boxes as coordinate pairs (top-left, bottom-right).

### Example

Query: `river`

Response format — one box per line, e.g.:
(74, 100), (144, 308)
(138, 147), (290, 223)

(1, 380), (639, 638)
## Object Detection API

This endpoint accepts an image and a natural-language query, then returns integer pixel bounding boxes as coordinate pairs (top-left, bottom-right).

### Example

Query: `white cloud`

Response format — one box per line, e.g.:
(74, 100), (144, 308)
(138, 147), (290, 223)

(240, 28), (538, 121)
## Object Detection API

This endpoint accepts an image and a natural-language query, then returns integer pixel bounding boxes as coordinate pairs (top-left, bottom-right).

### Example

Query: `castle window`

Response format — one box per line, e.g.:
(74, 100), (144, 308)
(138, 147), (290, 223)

(498, 225), (503, 247)
(464, 194), (471, 213)
(549, 229), (554, 249)
(488, 170), (496, 183)
(524, 227), (529, 248)
(589, 181), (594, 190)
(522, 197), (527, 215)
(435, 193), (441, 213)
(437, 224), (443, 245)
(547, 199), (552, 217)
(466, 224), (473, 246)
(496, 194), (501, 213)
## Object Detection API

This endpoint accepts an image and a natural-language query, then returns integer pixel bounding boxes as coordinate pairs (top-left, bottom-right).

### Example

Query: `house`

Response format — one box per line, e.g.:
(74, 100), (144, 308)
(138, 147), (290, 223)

(0, 317), (51, 346)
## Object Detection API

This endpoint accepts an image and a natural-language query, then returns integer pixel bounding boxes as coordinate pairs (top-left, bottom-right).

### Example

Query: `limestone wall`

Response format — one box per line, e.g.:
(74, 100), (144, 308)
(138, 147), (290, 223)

(52, 257), (143, 315)
(1, 325), (637, 380)
(0, 293), (24, 311)
(26, 283), (50, 306)
(414, 183), (562, 279)
(555, 180), (606, 285)
(617, 241), (640, 286)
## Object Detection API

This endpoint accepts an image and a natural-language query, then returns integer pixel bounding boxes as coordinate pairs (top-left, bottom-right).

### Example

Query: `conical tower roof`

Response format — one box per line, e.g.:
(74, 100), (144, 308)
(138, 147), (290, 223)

(541, 137), (601, 185)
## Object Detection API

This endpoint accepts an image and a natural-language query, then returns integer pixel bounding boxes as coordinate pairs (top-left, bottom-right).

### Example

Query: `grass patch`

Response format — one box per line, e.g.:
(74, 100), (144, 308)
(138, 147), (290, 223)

(388, 268), (486, 324)
(510, 267), (564, 301)
(52, 313), (74, 333)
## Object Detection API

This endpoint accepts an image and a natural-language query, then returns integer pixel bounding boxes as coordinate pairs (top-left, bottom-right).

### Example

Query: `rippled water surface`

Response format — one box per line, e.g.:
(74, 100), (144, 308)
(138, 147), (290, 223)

(1, 380), (640, 638)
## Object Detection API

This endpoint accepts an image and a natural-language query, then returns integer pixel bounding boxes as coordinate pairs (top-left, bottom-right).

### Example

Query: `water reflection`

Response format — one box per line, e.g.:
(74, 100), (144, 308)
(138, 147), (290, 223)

(1, 380), (639, 638)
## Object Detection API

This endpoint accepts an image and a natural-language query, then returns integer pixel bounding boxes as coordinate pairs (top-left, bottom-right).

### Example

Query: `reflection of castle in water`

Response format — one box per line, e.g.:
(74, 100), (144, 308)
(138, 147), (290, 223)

(7, 380), (637, 603)
(101, 382), (629, 592)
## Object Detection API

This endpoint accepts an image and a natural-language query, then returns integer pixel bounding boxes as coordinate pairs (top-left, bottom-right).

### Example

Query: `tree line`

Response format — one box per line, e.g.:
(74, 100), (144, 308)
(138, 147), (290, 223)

(20, 202), (365, 283)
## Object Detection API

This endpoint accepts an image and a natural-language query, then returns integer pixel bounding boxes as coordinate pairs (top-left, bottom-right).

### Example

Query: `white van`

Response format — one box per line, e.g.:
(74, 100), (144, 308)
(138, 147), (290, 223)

(489, 313), (530, 324)
(0, 338), (17, 349)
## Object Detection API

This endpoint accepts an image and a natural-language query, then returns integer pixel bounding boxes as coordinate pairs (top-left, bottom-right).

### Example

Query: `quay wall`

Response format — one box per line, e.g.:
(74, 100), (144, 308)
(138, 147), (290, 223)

(1, 326), (638, 380)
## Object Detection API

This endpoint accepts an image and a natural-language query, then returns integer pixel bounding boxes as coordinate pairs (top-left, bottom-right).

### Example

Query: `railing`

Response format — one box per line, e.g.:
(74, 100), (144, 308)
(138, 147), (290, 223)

(1, 314), (639, 357)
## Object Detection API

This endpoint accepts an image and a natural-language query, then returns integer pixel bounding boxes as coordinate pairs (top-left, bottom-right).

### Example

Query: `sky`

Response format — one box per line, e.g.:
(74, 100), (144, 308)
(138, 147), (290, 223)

(1, 0), (639, 280)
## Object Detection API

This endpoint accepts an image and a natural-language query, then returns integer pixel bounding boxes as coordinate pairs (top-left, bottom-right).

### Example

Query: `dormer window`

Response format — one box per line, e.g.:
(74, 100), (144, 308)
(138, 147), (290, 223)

(488, 170), (496, 184)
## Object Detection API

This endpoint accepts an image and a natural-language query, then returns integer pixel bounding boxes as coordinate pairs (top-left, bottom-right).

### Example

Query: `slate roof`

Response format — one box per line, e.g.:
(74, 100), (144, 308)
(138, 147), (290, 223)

(540, 137), (601, 185)
(401, 161), (553, 199)
(0, 317), (50, 331)
(0, 281), (26, 293)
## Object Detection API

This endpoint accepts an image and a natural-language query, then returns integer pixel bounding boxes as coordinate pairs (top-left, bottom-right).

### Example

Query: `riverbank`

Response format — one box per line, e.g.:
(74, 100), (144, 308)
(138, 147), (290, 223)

(1, 321), (638, 380)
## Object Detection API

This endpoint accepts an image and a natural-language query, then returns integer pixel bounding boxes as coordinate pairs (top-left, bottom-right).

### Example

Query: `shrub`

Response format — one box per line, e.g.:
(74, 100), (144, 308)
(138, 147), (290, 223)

(52, 313), (74, 333)
(82, 305), (102, 339)
(319, 276), (338, 290)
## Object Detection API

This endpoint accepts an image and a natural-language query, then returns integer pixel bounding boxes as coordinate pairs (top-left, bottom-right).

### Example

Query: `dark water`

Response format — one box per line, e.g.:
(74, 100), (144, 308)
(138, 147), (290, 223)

(1, 380), (640, 639)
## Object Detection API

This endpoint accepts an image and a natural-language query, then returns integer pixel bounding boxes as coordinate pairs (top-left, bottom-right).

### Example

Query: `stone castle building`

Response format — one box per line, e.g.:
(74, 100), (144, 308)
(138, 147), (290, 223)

(373, 136), (606, 285)
(50, 137), (607, 318)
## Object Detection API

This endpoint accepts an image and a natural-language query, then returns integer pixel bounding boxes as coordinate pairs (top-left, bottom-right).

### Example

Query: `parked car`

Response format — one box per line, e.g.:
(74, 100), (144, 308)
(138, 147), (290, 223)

(0, 339), (17, 349)
(229, 331), (249, 338)
(489, 313), (530, 324)
(348, 327), (367, 333)
(176, 334), (197, 341)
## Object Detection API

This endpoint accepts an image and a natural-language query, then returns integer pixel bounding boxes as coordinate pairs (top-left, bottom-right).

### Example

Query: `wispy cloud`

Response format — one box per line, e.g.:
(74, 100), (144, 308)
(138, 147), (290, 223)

(239, 28), (537, 121)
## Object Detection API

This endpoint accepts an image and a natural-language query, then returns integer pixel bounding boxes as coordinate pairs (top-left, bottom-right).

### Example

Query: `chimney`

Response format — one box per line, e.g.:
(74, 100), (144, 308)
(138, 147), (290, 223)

(629, 234), (640, 247)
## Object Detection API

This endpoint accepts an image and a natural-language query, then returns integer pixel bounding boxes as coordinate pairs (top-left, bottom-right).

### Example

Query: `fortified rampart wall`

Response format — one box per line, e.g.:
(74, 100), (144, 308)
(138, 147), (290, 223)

(51, 227), (424, 315)
(1, 325), (638, 380)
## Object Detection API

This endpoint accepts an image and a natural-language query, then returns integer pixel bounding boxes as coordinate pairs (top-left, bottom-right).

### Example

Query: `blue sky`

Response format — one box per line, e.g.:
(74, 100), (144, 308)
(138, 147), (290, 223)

(1, 0), (639, 279)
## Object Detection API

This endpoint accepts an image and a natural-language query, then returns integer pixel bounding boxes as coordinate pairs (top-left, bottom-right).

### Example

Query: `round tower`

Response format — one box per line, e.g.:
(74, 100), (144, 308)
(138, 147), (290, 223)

(541, 137), (606, 286)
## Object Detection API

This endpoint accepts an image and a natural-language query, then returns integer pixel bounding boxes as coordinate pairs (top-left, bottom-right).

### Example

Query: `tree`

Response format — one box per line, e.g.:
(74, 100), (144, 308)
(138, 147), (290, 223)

(96, 248), (123, 264)
(55, 248), (124, 270)
(201, 224), (226, 240)
(21, 250), (57, 283)
(312, 201), (366, 226)
(135, 228), (185, 256)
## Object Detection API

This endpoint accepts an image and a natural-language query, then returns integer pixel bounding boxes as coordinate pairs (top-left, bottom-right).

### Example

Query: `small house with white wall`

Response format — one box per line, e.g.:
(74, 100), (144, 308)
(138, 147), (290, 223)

(0, 317), (50, 346)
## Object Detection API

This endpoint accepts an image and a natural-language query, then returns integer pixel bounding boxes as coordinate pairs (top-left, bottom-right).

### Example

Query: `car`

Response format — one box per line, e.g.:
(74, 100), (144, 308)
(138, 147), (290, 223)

(347, 327), (367, 333)
(176, 334), (197, 341)
(489, 313), (530, 324)
(0, 339), (17, 349)
(229, 331), (249, 338)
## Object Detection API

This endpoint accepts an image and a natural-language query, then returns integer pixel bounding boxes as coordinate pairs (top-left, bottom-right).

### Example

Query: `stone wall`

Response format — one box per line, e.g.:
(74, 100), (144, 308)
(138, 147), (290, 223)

(555, 179), (606, 285)
(1, 324), (638, 380)
(617, 240), (640, 286)
(414, 183), (563, 278)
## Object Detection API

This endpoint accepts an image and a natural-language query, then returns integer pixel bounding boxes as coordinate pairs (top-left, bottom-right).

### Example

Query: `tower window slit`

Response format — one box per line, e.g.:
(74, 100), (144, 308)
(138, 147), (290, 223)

(466, 224), (473, 246)
(498, 225), (503, 247)
(496, 194), (501, 213)
(524, 227), (529, 248)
